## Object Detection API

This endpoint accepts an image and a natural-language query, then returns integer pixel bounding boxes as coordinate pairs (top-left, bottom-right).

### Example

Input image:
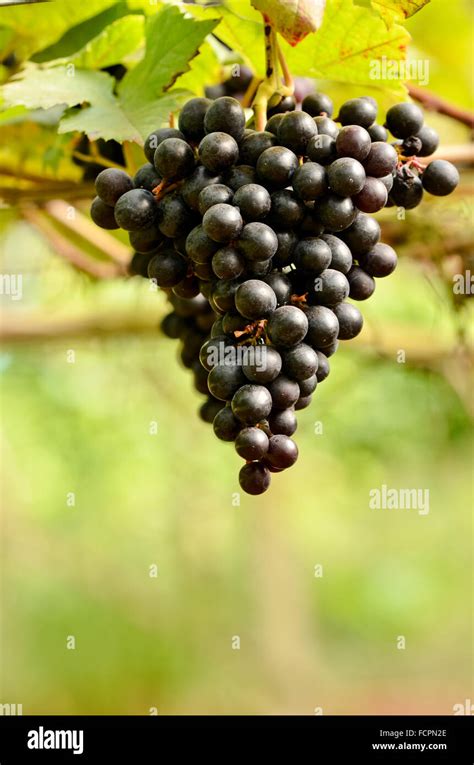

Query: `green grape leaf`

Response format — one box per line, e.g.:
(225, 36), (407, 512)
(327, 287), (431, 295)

(33, 3), (136, 63)
(58, 90), (189, 143)
(2, 66), (115, 111)
(251, 0), (326, 45)
(371, 0), (430, 27)
(118, 5), (217, 111)
(54, 15), (145, 69)
(281, 0), (411, 98)
(1, 5), (215, 143)
(0, 0), (116, 59)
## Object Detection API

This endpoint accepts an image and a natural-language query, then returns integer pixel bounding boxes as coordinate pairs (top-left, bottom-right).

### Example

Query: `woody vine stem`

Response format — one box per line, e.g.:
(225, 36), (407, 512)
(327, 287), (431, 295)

(252, 19), (294, 131)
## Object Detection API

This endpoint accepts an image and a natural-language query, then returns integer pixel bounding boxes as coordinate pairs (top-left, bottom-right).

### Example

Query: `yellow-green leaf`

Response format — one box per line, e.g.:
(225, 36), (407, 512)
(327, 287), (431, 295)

(371, 0), (430, 27)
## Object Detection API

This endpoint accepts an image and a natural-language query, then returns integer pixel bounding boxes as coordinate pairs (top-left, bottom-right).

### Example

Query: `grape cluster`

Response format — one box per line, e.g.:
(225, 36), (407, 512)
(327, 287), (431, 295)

(91, 93), (459, 495)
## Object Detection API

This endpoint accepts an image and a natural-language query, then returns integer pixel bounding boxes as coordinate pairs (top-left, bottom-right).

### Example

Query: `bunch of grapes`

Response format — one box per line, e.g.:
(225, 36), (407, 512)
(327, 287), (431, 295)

(90, 92), (459, 495)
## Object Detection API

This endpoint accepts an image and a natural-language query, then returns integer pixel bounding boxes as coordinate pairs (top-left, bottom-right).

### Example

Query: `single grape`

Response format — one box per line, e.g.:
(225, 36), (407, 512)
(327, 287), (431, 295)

(212, 279), (240, 313)
(233, 183), (271, 221)
(340, 213), (380, 256)
(238, 222), (278, 262)
(277, 111), (318, 154)
(212, 246), (245, 279)
(363, 141), (398, 177)
(306, 134), (337, 165)
(302, 92), (334, 117)
(346, 265), (376, 300)
(268, 408), (297, 436)
(154, 137), (195, 180)
(202, 203), (243, 243)
(129, 224), (163, 254)
(353, 177), (388, 213)
(198, 132), (239, 173)
(266, 434), (298, 469)
(422, 160), (459, 196)
(144, 127), (184, 163)
(294, 394), (313, 410)
(311, 269), (350, 306)
(314, 116), (339, 139)
(235, 427), (269, 460)
(414, 125), (439, 157)
(368, 123), (388, 142)
(294, 237), (332, 273)
(157, 193), (195, 238)
(257, 146), (299, 189)
(95, 168), (134, 206)
(213, 405), (241, 441)
(239, 131), (277, 165)
(185, 224), (219, 263)
(114, 189), (157, 231)
(358, 242), (397, 277)
(198, 184), (234, 215)
(134, 163), (161, 192)
(298, 375), (318, 397)
(385, 102), (423, 138)
(148, 249), (188, 287)
(319, 338), (339, 357)
(317, 194), (357, 232)
(267, 376), (300, 409)
(239, 462), (271, 495)
(282, 343), (318, 381)
(266, 305), (308, 347)
(333, 302), (364, 339)
(390, 172), (424, 208)
(204, 96), (246, 141)
(90, 196), (118, 230)
(336, 125), (371, 161)
(235, 279), (277, 319)
(304, 304), (340, 347)
(242, 346), (282, 383)
(320, 234), (353, 274)
(208, 363), (247, 401)
(338, 97), (377, 128)
(327, 157), (366, 196)
(265, 113), (285, 136)
(178, 97), (212, 142)
(401, 135), (423, 156)
(263, 273), (292, 306)
(226, 165), (257, 190)
(315, 351), (330, 382)
(232, 384), (273, 425)
(200, 397), (225, 424)
(292, 162), (328, 201)
(268, 190), (305, 229)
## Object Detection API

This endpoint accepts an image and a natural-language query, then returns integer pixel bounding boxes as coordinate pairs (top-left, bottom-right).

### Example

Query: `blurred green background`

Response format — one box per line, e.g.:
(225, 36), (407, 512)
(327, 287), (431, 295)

(0, 0), (473, 715)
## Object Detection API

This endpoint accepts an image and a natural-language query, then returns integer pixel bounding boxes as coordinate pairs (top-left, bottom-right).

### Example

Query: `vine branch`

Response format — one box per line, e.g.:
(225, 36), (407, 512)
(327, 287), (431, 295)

(407, 84), (474, 129)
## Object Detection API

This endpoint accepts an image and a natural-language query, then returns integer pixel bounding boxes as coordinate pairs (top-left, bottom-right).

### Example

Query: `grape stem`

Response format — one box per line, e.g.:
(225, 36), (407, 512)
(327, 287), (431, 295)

(252, 17), (293, 130)
(407, 84), (474, 129)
